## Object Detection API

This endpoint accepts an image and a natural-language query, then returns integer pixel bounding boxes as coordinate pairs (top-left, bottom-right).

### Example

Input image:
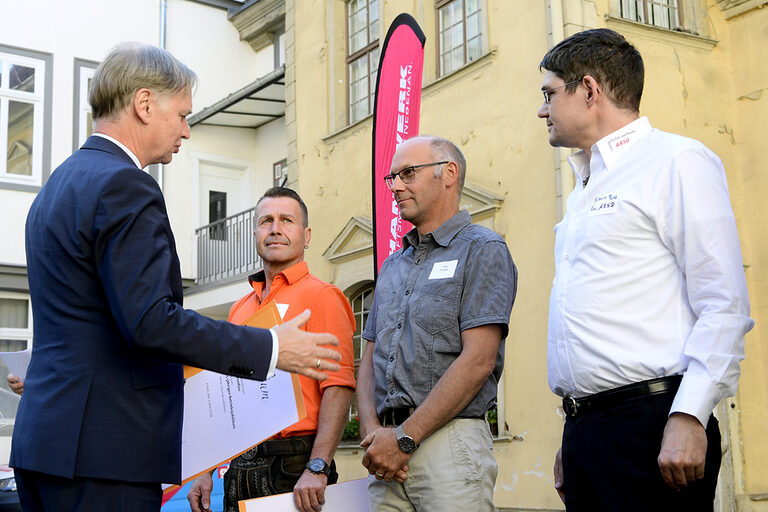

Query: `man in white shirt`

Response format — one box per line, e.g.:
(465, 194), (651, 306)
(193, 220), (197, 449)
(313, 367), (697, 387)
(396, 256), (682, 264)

(538, 28), (753, 511)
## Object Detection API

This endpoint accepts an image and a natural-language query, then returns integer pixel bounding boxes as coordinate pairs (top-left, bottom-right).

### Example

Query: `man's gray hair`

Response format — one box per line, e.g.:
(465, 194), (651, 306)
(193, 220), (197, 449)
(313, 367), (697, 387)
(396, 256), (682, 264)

(89, 42), (197, 120)
(412, 135), (467, 193)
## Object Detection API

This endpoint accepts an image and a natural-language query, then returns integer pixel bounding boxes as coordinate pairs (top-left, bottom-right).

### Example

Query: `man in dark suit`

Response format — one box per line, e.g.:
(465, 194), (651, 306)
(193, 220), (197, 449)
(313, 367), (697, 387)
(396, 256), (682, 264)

(10, 42), (341, 512)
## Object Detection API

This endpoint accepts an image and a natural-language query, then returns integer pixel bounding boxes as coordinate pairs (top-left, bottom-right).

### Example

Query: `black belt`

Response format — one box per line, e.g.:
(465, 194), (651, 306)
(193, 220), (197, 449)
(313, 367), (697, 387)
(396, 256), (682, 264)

(562, 375), (682, 418)
(379, 407), (415, 427)
(378, 407), (484, 426)
(250, 434), (315, 456)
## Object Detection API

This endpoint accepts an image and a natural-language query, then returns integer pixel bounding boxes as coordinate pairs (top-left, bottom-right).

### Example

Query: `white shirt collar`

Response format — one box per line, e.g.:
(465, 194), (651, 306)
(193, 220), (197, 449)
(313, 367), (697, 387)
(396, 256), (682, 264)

(567, 116), (653, 184)
(92, 133), (143, 169)
(593, 116), (653, 170)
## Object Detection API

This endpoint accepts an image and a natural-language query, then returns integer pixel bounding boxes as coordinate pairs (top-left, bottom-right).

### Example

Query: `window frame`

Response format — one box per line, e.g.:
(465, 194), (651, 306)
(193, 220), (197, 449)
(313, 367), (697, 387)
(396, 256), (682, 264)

(0, 292), (32, 346)
(73, 58), (98, 152)
(345, 0), (380, 125)
(0, 44), (52, 192)
(618, 0), (684, 30)
(0, 292), (32, 433)
(346, 281), (374, 422)
(435, 0), (484, 78)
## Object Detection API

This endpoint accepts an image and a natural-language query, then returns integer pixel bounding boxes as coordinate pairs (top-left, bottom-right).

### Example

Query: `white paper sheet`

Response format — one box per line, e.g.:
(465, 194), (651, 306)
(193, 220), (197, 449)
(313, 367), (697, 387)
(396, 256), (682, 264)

(0, 347), (32, 380)
(170, 368), (302, 487)
(239, 477), (370, 512)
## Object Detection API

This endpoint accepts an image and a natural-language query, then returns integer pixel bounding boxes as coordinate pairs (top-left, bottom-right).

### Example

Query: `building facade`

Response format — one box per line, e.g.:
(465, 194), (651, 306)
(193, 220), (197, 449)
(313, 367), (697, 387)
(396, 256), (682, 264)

(0, 0), (766, 510)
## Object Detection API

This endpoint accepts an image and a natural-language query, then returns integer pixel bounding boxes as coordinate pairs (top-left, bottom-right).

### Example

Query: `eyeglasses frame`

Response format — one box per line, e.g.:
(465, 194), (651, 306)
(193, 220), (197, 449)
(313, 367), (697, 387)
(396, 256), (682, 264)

(383, 161), (450, 190)
(542, 77), (584, 104)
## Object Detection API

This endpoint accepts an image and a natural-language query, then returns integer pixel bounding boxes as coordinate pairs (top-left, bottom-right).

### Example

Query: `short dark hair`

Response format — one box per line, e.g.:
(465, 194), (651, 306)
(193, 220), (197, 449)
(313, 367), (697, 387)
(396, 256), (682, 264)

(540, 28), (644, 113)
(256, 187), (309, 227)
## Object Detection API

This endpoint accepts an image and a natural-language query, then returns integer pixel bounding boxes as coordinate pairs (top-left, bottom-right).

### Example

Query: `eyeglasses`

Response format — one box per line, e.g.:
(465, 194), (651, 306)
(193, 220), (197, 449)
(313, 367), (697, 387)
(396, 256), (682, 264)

(542, 78), (583, 104)
(383, 161), (448, 190)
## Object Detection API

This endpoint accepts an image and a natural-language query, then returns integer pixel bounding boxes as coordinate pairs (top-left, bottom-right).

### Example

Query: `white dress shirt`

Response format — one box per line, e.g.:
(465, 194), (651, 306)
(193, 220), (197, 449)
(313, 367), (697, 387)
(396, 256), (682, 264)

(92, 133), (281, 376)
(548, 116), (754, 426)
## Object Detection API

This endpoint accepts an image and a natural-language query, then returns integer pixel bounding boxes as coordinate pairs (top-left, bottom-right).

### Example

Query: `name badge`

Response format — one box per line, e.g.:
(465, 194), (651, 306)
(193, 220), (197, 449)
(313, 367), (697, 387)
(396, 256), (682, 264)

(589, 193), (618, 216)
(428, 260), (458, 279)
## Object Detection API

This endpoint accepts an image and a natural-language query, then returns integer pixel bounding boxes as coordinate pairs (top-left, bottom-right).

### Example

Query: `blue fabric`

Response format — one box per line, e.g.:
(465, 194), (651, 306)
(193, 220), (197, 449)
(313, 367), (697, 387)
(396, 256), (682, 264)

(11, 136), (273, 485)
(15, 469), (162, 512)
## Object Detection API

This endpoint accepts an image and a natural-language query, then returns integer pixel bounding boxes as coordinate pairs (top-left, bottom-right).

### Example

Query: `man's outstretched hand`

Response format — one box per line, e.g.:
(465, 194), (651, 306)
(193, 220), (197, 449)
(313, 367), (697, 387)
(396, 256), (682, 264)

(274, 309), (341, 381)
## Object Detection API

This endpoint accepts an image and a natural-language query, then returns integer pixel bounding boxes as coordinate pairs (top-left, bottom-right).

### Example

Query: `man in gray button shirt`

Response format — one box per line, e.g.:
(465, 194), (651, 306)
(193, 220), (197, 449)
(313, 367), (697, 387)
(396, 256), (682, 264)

(357, 135), (517, 511)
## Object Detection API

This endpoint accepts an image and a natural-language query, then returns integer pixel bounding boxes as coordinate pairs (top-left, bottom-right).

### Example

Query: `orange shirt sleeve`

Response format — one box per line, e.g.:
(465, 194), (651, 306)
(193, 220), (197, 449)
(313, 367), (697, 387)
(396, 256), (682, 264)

(306, 284), (356, 392)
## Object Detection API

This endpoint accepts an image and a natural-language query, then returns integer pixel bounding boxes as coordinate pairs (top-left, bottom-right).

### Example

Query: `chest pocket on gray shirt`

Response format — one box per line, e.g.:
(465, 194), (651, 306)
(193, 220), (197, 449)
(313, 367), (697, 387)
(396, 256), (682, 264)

(415, 281), (461, 334)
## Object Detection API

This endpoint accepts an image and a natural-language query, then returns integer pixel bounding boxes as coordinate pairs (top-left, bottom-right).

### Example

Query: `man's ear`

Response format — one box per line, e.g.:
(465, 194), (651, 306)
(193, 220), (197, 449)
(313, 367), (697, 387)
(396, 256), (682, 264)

(442, 161), (459, 188)
(133, 88), (153, 124)
(582, 75), (601, 107)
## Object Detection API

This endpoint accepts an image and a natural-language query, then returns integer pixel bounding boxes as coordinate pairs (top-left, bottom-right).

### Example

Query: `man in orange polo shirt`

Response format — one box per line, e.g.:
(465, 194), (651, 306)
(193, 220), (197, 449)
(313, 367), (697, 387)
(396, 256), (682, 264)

(188, 187), (355, 512)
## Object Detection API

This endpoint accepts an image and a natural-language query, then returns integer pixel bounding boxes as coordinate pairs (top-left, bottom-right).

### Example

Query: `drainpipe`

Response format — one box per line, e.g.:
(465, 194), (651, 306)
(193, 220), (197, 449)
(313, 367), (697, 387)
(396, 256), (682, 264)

(157, 0), (167, 189)
(544, 0), (571, 222)
(160, 0), (167, 49)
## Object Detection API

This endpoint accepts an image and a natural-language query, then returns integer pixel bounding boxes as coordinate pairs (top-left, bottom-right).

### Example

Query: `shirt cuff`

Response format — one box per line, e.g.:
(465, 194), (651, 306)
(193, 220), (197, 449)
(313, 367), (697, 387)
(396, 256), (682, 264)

(669, 371), (719, 427)
(267, 328), (279, 378)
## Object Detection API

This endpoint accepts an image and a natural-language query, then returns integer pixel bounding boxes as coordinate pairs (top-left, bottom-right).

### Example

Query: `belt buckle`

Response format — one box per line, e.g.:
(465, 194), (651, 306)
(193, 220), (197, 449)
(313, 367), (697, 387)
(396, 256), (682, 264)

(563, 397), (579, 417)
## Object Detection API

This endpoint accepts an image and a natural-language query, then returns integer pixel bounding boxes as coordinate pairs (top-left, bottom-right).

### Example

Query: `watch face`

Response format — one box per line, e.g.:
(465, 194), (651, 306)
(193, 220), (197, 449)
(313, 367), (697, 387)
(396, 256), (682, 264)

(307, 458), (329, 474)
(398, 436), (417, 454)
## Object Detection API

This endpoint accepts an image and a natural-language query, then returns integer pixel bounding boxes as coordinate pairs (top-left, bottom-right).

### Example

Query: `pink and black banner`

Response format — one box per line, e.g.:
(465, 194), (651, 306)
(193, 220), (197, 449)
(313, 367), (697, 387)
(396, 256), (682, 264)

(372, 13), (426, 277)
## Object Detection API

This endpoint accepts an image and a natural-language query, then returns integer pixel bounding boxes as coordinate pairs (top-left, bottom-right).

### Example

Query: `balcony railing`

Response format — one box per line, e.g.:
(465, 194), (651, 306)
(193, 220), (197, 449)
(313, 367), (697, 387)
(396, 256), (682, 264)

(194, 206), (262, 285)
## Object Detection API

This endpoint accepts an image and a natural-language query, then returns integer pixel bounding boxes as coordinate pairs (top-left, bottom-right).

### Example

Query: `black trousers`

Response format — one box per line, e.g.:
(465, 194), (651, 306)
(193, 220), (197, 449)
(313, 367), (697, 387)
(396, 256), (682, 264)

(561, 391), (721, 512)
(14, 469), (162, 512)
(223, 435), (338, 512)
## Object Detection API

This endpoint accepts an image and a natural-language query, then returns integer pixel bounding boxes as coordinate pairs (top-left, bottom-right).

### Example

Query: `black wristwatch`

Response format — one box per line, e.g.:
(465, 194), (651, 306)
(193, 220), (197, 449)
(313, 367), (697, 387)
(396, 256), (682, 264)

(305, 457), (331, 476)
(395, 424), (419, 454)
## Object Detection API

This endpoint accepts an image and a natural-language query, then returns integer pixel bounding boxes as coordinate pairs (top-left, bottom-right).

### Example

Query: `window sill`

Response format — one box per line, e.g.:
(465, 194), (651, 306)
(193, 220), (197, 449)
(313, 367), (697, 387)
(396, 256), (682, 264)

(605, 15), (718, 50)
(322, 114), (373, 146)
(422, 48), (497, 98)
(0, 180), (42, 193)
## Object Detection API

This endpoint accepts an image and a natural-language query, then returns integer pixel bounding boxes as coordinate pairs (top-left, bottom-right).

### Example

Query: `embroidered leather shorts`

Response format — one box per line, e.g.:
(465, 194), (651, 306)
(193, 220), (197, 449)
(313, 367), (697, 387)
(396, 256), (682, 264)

(223, 435), (337, 511)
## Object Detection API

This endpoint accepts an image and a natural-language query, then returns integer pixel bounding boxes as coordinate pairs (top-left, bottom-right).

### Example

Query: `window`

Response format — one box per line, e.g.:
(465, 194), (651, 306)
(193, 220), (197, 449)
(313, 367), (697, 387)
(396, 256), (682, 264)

(73, 59), (97, 150)
(0, 294), (32, 434)
(273, 158), (287, 187)
(619, 0), (681, 29)
(0, 45), (51, 189)
(437, 0), (482, 76)
(348, 283), (373, 421)
(208, 190), (228, 241)
(275, 32), (286, 69)
(347, 0), (379, 124)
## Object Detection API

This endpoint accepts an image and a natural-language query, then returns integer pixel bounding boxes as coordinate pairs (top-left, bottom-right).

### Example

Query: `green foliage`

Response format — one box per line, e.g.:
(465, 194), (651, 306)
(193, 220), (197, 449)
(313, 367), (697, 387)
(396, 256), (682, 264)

(343, 417), (360, 440)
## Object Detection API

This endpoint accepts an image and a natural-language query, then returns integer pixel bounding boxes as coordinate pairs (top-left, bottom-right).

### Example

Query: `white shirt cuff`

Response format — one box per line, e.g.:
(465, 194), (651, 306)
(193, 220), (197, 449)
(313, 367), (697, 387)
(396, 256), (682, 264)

(267, 328), (279, 378)
(669, 372), (719, 427)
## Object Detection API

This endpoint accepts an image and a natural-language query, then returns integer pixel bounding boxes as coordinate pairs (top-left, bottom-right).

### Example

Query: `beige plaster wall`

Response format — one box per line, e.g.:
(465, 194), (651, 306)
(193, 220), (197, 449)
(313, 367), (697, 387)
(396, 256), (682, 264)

(292, 0), (766, 509)
(717, 4), (768, 508)
(293, 1), (564, 508)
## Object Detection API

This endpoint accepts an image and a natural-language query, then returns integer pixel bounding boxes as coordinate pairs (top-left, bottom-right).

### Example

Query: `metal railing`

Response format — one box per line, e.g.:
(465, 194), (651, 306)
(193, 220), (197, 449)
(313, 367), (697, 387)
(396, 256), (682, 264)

(194, 206), (262, 285)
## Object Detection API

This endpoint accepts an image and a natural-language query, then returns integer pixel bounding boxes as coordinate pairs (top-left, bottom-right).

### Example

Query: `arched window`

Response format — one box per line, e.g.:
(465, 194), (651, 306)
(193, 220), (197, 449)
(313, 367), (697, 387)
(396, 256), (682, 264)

(347, 282), (374, 421)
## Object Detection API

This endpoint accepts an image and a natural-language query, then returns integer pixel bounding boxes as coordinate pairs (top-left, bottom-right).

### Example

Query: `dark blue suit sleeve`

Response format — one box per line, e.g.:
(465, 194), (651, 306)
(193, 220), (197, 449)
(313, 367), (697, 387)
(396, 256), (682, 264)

(93, 167), (271, 378)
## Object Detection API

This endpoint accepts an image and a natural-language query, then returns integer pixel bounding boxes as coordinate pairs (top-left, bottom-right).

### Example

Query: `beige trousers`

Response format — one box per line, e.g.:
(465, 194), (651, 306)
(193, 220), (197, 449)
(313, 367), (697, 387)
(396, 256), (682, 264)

(368, 418), (497, 512)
